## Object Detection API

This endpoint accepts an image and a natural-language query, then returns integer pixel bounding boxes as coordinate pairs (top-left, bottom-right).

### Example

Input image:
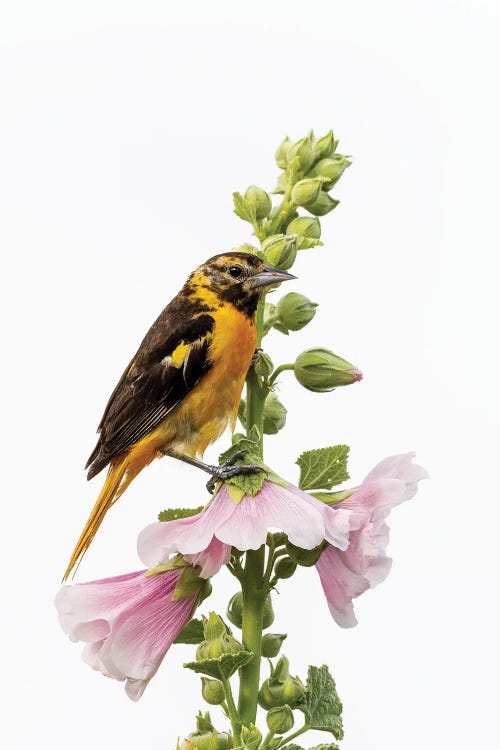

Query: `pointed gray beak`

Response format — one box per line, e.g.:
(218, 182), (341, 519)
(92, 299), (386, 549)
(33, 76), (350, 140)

(249, 265), (297, 289)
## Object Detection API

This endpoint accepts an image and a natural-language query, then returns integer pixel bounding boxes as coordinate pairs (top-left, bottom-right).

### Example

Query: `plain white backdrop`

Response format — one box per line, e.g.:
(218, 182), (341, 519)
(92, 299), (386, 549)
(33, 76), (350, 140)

(1, 1), (499, 748)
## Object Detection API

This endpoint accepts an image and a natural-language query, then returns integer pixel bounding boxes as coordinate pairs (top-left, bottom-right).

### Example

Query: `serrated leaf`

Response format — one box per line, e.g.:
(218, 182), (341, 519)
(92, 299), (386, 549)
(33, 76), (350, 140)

(296, 446), (350, 491)
(309, 489), (353, 505)
(281, 745), (304, 750)
(158, 506), (203, 522)
(225, 468), (266, 497)
(184, 650), (253, 680)
(174, 618), (205, 645)
(233, 191), (257, 225)
(300, 665), (344, 739)
(309, 743), (340, 750)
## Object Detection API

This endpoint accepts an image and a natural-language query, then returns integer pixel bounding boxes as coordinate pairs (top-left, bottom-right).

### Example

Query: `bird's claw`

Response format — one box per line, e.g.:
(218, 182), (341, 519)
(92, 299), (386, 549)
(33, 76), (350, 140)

(251, 347), (263, 366)
(206, 461), (262, 494)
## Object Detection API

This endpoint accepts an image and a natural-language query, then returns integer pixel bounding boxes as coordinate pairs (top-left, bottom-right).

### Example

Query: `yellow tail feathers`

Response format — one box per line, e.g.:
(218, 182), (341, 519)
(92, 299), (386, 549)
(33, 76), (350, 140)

(62, 457), (129, 582)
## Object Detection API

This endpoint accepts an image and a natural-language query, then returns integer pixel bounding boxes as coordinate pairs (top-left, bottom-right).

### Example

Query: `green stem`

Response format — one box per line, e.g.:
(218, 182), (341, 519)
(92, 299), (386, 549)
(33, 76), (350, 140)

(238, 545), (266, 725)
(221, 676), (241, 744)
(262, 730), (275, 748)
(276, 724), (310, 748)
(269, 363), (294, 386)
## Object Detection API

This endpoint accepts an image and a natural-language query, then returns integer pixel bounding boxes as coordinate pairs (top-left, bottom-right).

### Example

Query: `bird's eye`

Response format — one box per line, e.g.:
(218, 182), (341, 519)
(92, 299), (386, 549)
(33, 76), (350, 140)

(228, 265), (243, 278)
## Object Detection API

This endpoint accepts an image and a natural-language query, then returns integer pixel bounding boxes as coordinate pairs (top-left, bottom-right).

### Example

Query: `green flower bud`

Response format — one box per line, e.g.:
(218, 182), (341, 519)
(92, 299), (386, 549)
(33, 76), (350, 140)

(266, 705), (295, 734)
(312, 129), (335, 161)
(262, 593), (275, 628)
(179, 712), (233, 750)
(286, 215), (321, 239)
(260, 234), (298, 271)
(294, 348), (362, 392)
(226, 592), (243, 629)
(306, 192), (339, 216)
(286, 540), (325, 567)
(196, 613), (243, 660)
(286, 135), (315, 174)
(244, 185), (272, 220)
(291, 178), (324, 208)
(273, 556), (297, 579)
(201, 678), (225, 706)
(258, 656), (305, 710)
(263, 393), (287, 435)
(276, 292), (318, 332)
(254, 351), (274, 380)
(240, 724), (262, 750)
(310, 155), (350, 189)
(261, 633), (287, 658)
(275, 136), (293, 169)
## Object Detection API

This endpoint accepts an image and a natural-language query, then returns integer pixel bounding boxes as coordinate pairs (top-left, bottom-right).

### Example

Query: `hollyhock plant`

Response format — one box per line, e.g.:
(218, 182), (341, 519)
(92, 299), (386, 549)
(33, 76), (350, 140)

(57, 129), (427, 747)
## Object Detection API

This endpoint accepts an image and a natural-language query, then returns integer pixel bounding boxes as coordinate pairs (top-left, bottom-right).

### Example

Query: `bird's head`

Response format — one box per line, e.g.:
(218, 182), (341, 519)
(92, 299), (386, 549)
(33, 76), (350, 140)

(187, 252), (296, 316)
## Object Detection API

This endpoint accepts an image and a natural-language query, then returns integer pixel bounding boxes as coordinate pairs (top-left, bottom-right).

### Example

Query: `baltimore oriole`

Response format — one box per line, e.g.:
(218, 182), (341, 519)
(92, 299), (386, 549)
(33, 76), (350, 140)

(63, 251), (294, 580)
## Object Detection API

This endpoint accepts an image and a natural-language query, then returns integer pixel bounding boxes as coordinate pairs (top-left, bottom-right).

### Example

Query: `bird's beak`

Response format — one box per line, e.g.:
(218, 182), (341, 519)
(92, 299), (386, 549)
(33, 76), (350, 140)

(249, 265), (297, 289)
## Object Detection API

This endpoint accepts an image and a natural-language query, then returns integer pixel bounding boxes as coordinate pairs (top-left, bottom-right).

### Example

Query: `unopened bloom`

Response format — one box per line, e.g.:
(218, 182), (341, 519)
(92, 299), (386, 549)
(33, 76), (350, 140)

(138, 480), (358, 567)
(55, 567), (199, 700)
(316, 453), (428, 628)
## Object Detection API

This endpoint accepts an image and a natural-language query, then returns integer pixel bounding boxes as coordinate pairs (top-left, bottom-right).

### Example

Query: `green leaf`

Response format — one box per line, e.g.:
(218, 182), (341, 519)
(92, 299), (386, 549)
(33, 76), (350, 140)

(184, 650), (253, 680)
(296, 445), (350, 491)
(219, 428), (266, 496)
(225, 468), (266, 497)
(233, 191), (257, 225)
(309, 743), (340, 750)
(309, 489), (353, 504)
(172, 565), (205, 601)
(300, 664), (344, 739)
(297, 237), (324, 250)
(158, 506), (203, 522)
(174, 618), (205, 645)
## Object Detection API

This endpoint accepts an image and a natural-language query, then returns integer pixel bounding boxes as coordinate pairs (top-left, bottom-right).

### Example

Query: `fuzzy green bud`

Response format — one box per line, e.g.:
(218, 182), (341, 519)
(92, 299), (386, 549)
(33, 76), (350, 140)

(266, 705), (295, 734)
(261, 633), (287, 658)
(196, 613), (242, 660)
(286, 134), (315, 174)
(244, 185), (272, 220)
(286, 540), (325, 567)
(260, 234), (297, 271)
(201, 678), (225, 706)
(240, 725), (262, 750)
(286, 215), (321, 239)
(294, 347), (363, 392)
(291, 178), (324, 208)
(275, 136), (293, 169)
(306, 192), (339, 216)
(310, 155), (350, 189)
(263, 393), (287, 435)
(178, 712), (233, 750)
(262, 593), (275, 629)
(226, 592), (243, 629)
(276, 292), (318, 332)
(253, 350), (274, 380)
(273, 556), (297, 579)
(258, 656), (305, 710)
(312, 129), (335, 161)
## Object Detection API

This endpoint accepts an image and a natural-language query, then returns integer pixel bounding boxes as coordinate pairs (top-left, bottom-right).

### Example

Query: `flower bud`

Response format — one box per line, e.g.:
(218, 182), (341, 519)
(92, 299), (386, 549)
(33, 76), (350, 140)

(179, 712), (233, 750)
(258, 656), (305, 709)
(261, 633), (287, 658)
(275, 292), (318, 332)
(294, 348), (363, 392)
(310, 155), (350, 189)
(286, 135), (314, 174)
(240, 724), (262, 750)
(286, 216), (321, 240)
(254, 351), (274, 380)
(262, 593), (275, 628)
(291, 178), (324, 208)
(263, 393), (287, 435)
(275, 136), (293, 169)
(244, 185), (272, 220)
(196, 612), (243, 660)
(266, 705), (295, 734)
(273, 556), (297, 579)
(305, 192), (339, 216)
(226, 592), (243, 629)
(260, 234), (297, 271)
(286, 540), (325, 567)
(201, 677), (225, 705)
(312, 129), (335, 161)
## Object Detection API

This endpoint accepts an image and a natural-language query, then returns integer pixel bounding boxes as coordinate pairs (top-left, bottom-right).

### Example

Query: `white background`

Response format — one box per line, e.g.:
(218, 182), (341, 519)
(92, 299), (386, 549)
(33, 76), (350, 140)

(1, 1), (499, 748)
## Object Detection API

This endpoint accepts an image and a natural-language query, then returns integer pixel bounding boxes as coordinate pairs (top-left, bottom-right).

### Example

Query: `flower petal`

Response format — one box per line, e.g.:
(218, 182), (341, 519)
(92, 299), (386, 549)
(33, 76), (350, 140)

(184, 537), (232, 578)
(316, 545), (370, 628)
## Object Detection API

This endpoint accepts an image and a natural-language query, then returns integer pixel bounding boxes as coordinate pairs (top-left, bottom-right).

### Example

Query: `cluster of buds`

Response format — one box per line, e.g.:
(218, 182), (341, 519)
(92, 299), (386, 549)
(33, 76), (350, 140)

(196, 612), (242, 660)
(177, 712), (232, 750)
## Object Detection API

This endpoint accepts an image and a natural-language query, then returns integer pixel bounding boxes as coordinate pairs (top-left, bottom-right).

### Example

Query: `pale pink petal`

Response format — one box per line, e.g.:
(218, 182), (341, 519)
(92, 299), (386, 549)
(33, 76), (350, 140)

(363, 453), (428, 486)
(185, 537), (232, 578)
(316, 545), (369, 628)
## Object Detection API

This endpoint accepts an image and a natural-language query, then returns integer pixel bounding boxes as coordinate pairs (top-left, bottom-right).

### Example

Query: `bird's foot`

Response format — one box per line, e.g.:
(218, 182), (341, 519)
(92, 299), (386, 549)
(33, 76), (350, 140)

(206, 460), (263, 494)
(251, 347), (263, 365)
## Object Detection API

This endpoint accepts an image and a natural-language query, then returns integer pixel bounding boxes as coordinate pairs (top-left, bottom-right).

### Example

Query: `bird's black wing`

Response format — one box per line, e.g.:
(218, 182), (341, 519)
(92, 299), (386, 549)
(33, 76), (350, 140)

(86, 305), (215, 479)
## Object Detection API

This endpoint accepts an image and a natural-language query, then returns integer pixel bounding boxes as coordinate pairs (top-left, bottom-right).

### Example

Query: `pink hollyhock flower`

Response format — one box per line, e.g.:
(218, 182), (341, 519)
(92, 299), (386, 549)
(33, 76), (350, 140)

(138, 480), (359, 567)
(55, 567), (198, 700)
(316, 453), (428, 628)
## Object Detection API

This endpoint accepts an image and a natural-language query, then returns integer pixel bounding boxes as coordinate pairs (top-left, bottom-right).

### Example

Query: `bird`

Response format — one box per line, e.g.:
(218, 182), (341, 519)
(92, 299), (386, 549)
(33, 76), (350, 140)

(63, 251), (295, 580)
